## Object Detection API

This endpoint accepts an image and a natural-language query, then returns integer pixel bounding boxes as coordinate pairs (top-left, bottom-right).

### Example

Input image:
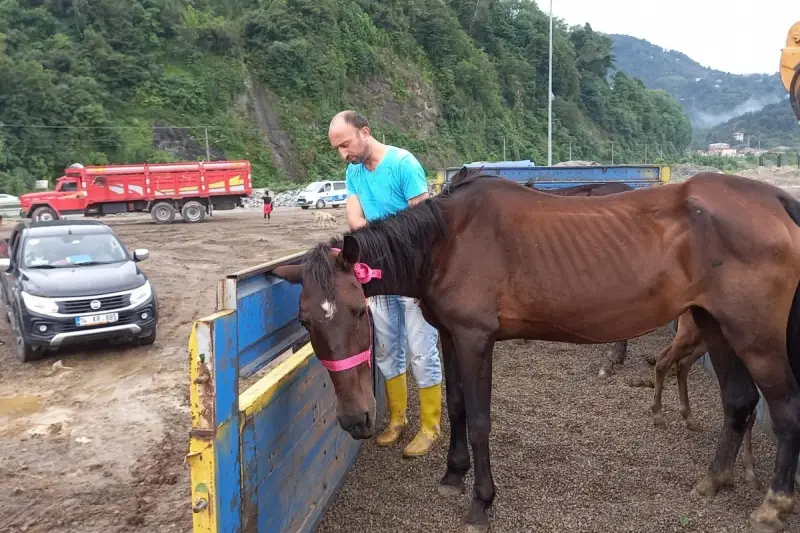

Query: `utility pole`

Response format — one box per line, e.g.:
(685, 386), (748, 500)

(547, 0), (553, 166)
(611, 142), (614, 165)
(503, 137), (506, 160)
(569, 140), (572, 160)
(645, 144), (648, 164)
(204, 127), (211, 161)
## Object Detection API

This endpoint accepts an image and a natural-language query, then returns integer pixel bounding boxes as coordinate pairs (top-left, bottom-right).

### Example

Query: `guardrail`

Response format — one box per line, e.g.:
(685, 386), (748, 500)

(186, 250), (387, 533)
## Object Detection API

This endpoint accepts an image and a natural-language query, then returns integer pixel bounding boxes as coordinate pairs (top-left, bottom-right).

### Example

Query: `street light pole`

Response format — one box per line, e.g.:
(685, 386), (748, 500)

(547, 0), (553, 166)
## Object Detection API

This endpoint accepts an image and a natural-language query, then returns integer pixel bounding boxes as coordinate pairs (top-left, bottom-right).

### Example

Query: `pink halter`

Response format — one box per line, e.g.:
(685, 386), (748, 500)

(316, 247), (381, 372)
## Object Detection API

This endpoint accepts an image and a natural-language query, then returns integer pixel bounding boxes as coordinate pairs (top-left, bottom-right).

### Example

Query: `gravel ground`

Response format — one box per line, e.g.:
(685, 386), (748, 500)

(317, 327), (792, 533)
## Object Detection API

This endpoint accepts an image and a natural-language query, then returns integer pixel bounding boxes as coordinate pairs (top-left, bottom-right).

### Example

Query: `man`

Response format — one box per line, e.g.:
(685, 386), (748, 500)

(328, 110), (442, 458)
(262, 191), (273, 222)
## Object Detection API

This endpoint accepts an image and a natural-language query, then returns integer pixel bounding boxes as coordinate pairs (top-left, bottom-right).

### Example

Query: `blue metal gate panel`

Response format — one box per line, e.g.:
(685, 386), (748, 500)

(187, 251), (387, 533)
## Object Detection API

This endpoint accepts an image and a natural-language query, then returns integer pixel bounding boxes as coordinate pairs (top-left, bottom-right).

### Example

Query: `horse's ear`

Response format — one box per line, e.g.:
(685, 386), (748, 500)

(340, 235), (360, 267)
(271, 264), (304, 284)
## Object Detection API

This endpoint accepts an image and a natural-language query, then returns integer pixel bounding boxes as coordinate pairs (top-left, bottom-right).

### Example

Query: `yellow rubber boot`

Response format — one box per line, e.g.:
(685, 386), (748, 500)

(403, 382), (442, 458)
(376, 373), (408, 446)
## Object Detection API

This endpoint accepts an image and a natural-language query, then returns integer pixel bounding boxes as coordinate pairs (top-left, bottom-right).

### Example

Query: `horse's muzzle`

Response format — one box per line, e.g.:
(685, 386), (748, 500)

(338, 409), (375, 440)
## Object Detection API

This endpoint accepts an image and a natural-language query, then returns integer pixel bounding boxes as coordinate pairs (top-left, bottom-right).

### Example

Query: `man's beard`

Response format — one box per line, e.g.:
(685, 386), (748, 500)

(348, 149), (370, 165)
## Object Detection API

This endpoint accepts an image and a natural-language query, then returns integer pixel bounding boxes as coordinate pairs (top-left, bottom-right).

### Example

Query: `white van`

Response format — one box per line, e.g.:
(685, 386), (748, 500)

(295, 180), (347, 209)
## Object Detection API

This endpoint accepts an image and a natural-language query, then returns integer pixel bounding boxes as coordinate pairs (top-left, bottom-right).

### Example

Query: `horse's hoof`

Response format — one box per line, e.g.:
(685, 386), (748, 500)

(459, 524), (491, 533)
(438, 482), (465, 497)
(685, 419), (702, 432)
(749, 514), (785, 533)
(653, 414), (666, 429)
(689, 477), (718, 500)
(746, 475), (762, 491)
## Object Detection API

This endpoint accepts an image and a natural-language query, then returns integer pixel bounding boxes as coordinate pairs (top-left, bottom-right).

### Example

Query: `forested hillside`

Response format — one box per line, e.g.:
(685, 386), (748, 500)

(609, 34), (785, 131)
(704, 100), (800, 150)
(0, 0), (692, 193)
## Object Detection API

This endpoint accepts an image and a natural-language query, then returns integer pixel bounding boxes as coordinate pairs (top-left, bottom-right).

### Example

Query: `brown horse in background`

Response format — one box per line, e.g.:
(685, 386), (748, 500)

(273, 169), (800, 533)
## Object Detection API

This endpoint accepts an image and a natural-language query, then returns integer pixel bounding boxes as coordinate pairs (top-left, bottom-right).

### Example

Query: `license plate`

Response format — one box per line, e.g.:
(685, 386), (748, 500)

(75, 313), (119, 327)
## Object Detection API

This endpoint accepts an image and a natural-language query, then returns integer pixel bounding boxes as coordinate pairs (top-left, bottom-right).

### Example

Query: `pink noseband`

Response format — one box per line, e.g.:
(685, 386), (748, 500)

(316, 247), (381, 372)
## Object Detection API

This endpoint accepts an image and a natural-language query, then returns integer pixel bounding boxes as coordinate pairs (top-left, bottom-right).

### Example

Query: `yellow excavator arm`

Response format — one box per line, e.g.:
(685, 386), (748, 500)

(780, 21), (800, 123)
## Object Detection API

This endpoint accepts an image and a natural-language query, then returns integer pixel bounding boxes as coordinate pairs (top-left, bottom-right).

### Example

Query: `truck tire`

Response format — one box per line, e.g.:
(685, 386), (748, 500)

(31, 206), (58, 221)
(136, 326), (157, 346)
(150, 202), (176, 224)
(181, 201), (206, 223)
(11, 314), (43, 362)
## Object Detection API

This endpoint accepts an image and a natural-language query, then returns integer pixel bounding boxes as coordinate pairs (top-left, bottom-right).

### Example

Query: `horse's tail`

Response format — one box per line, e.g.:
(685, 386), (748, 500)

(778, 195), (800, 382)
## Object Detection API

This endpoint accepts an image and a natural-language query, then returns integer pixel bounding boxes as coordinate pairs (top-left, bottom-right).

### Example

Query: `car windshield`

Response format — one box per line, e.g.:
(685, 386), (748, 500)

(303, 182), (324, 192)
(22, 233), (128, 268)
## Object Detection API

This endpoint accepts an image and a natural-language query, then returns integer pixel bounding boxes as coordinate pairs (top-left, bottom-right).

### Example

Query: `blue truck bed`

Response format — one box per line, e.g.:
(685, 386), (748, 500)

(443, 160), (670, 190)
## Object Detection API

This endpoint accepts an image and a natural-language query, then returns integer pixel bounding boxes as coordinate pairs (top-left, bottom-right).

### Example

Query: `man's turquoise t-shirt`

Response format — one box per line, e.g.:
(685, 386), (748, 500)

(345, 146), (428, 222)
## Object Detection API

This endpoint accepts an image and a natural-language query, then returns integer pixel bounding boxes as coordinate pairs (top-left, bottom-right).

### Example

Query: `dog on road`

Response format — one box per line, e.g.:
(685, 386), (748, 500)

(313, 211), (337, 228)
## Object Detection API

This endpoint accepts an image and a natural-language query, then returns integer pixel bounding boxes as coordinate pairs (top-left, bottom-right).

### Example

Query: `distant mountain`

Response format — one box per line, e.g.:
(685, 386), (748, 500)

(703, 101), (800, 150)
(608, 34), (786, 131)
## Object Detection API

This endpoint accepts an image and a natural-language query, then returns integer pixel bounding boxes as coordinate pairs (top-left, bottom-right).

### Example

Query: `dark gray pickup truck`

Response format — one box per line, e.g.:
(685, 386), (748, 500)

(0, 219), (158, 361)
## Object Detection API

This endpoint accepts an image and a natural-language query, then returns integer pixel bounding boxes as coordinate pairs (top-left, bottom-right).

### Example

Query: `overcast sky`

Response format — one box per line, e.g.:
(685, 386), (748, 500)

(533, 0), (799, 75)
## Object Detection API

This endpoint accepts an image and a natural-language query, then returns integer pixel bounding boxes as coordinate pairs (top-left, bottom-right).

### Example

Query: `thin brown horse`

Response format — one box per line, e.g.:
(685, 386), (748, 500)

(272, 168), (800, 533)
(534, 181), (636, 376)
(650, 311), (760, 489)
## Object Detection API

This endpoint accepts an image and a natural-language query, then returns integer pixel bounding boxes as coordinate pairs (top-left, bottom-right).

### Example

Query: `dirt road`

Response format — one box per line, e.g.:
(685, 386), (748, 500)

(0, 207), (351, 533)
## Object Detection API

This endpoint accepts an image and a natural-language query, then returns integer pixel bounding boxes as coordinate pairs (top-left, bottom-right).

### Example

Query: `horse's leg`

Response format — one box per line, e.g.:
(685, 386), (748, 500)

(741, 365), (800, 532)
(676, 341), (707, 432)
(650, 343), (674, 428)
(451, 330), (495, 532)
(651, 314), (697, 428)
(689, 308), (759, 500)
(437, 330), (471, 497)
(598, 340), (628, 377)
(694, 306), (800, 533)
(742, 407), (760, 490)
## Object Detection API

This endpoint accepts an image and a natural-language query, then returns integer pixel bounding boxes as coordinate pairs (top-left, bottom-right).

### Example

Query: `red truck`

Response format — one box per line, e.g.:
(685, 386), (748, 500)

(19, 160), (253, 224)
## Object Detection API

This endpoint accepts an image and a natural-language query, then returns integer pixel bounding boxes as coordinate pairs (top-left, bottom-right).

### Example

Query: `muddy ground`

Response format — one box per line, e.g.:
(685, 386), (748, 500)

(0, 207), (351, 533)
(1, 166), (799, 533)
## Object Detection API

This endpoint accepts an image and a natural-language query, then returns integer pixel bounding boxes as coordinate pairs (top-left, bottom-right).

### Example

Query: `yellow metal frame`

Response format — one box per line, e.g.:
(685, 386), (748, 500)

(186, 316), (225, 533)
(186, 306), (318, 532)
(780, 22), (800, 93)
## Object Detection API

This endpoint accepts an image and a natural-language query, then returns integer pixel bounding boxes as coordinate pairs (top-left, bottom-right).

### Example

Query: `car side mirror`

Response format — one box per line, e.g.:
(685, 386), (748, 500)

(133, 249), (149, 262)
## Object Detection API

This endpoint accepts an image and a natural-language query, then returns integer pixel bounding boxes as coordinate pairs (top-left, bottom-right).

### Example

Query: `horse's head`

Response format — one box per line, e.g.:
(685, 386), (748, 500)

(271, 236), (378, 440)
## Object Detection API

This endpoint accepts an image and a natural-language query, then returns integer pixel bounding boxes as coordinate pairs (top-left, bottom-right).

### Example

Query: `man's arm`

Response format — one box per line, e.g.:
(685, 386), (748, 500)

(346, 194), (367, 230)
(407, 191), (429, 206)
(398, 152), (430, 207)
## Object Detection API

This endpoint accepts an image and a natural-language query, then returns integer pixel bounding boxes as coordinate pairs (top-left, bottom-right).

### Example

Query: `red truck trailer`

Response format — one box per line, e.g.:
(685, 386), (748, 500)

(19, 160), (253, 224)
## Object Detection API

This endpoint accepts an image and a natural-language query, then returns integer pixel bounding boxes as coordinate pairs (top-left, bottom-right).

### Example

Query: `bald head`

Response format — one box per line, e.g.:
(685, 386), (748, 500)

(329, 110), (373, 165)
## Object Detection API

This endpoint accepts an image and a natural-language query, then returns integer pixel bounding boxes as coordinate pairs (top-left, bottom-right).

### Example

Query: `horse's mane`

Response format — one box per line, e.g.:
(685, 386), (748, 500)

(302, 192), (449, 300)
(300, 164), (500, 300)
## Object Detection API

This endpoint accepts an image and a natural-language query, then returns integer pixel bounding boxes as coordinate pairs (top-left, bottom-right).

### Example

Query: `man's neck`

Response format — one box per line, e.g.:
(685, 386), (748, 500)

(363, 142), (388, 172)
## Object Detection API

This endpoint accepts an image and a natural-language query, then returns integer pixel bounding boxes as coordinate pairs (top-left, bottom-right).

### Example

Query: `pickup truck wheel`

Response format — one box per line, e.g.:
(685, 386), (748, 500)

(150, 202), (176, 224)
(13, 325), (42, 362)
(31, 206), (58, 221)
(181, 201), (205, 223)
(136, 327), (157, 346)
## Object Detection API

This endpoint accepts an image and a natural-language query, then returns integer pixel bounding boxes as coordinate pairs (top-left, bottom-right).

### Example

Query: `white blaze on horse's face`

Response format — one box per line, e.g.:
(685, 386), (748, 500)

(321, 300), (337, 320)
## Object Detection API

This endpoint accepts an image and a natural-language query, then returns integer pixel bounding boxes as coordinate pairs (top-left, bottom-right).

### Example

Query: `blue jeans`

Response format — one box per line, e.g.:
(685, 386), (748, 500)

(368, 295), (442, 388)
